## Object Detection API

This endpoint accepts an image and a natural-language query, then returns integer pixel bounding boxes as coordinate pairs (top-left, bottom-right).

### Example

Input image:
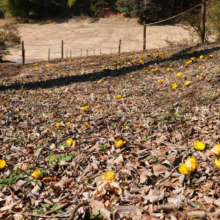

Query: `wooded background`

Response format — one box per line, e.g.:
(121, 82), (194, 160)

(0, 0), (202, 20)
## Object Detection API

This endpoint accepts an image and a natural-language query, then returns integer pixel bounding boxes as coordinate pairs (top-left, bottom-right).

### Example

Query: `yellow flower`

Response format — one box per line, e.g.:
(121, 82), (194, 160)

(56, 123), (61, 128)
(199, 77), (203, 80)
(0, 159), (6, 169)
(81, 106), (87, 111)
(98, 80), (102, 84)
(102, 171), (115, 181)
(200, 55), (204, 59)
(185, 64), (188, 67)
(66, 138), (73, 146)
(185, 157), (197, 172)
(209, 54), (213, 58)
(179, 164), (190, 175)
(198, 66), (202, 69)
(66, 122), (71, 126)
(130, 75), (133, 77)
(166, 78), (169, 81)
(191, 57), (195, 61)
(115, 140), (126, 148)
(184, 81), (190, 86)
(117, 61), (120, 64)
(172, 84), (177, 89)
(140, 60), (143, 63)
(91, 63), (94, 65)
(86, 122), (90, 127)
(176, 72), (181, 77)
(117, 95), (122, 99)
(154, 67), (159, 71)
(82, 60), (85, 62)
(89, 84), (92, 86)
(211, 143), (220, 156)
(166, 67), (171, 71)
(215, 158), (220, 168)
(158, 79), (163, 83)
(85, 56), (88, 58)
(32, 170), (41, 179)
(144, 69), (148, 72)
(121, 65), (124, 68)
(194, 140), (205, 150)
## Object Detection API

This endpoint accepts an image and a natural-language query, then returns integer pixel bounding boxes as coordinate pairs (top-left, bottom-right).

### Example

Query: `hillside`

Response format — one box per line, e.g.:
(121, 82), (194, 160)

(0, 42), (220, 219)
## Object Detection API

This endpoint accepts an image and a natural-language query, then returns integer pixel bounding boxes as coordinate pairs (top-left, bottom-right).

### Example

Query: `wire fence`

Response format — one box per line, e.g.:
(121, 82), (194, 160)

(6, 3), (203, 63)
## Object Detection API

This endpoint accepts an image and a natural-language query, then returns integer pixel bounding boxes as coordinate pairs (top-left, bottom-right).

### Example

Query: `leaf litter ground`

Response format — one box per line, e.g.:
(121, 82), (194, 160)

(0, 42), (220, 220)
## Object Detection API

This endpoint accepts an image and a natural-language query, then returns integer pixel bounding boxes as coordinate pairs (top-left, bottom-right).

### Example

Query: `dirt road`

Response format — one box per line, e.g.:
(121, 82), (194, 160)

(4, 18), (192, 62)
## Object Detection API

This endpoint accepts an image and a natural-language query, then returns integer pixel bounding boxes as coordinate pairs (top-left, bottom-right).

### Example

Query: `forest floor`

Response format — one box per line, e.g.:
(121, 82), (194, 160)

(1, 17), (193, 62)
(0, 41), (220, 220)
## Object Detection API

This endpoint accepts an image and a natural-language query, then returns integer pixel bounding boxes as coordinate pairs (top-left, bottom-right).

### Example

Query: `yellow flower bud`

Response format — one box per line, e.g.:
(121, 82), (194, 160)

(102, 171), (115, 181)
(215, 158), (220, 168)
(32, 170), (41, 179)
(115, 140), (126, 148)
(176, 72), (181, 77)
(212, 143), (220, 156)
(194, 141), (205, 150)
(0, 159), (6, 169)
(66, 138), (73, 146)
(172, 84), (177, 89)
(56, 123), (61, 128)
(185, 156), (197, 172)
(81, 106), (87, 111)
(179, 163), (190, 175)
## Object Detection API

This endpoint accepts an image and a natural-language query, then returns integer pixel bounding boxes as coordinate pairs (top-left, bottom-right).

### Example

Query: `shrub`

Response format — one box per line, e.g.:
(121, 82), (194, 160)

(0, 24), (21, 60)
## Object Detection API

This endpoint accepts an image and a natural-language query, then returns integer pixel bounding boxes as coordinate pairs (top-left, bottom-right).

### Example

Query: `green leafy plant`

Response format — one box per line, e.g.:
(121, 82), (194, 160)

(100, 143), (108, 150)
(45, 153), (76, 166)
(0, 170), (23, 186)
(91, 211), (103, 220)
(3, 99), (7, 107)
(142, 136), (148, 141)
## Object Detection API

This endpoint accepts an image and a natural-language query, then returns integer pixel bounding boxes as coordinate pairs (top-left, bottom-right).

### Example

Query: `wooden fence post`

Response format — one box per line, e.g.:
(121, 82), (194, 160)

(61, 40), (63, 59)
(70, 49), (72, 58)
(143, 21), (146, 51)
(66, 49), (68, 58)
(48, 49), (50, 61)
(201, 0), (206, 43)
(21, 41), (24, 65)
(118, 39), (121, 54)
(23, 49), (25, 65)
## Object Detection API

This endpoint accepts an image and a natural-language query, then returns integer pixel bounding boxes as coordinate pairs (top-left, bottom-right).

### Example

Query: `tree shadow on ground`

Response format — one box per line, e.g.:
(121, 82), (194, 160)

(0, 44), (219, 92)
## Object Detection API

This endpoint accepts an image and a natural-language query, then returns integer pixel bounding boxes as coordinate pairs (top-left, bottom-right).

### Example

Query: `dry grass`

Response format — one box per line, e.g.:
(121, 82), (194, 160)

(2, 17), (192, 62)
